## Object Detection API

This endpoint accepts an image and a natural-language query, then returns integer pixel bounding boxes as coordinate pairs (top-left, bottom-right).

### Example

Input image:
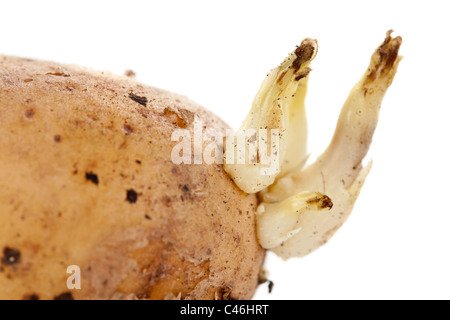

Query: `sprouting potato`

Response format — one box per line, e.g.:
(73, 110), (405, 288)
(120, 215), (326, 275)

(0, 30), (401, 300)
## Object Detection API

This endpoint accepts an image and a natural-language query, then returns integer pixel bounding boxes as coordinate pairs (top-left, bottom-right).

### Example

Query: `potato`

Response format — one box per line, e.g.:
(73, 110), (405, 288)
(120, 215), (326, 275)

(0, 56), (265, 300)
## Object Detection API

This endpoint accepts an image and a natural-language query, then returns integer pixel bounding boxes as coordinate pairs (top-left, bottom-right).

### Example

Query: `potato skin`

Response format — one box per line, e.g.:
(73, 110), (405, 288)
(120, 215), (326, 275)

(0, 56), (265, 300)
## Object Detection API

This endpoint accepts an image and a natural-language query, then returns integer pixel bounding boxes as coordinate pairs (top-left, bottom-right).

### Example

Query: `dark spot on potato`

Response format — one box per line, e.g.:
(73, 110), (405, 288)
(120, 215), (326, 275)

(217, 285), (233, 300)
(162, 107), (190, 128)
(138, 108), (150, 118)
(23, 78), (33, 83)
(179, 184), (194, 200)
(23, 293), (40, 300)
(128, 92), (148, 106)
(85, 172), (99, 185)
(135, 159), (141, 164)
(54, 292), (74, 300)
(222, 288), (232, 300)
(162, 195), (171, 207)
(118, 140), (127, 150)
(45, 72), (70, 77)
(54, 135), (61, 142)
(144, 214), (151, 220)
(123, 124), (134, 135)
(126, 189), (138, 203)
(24, 109), (35, 119)
(154, 263), (166, 280)
(1, 247), (21, 266)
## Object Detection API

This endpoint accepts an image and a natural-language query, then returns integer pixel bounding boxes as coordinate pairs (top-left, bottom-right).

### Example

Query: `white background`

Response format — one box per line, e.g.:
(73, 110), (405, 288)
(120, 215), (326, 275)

(2, 0), (449, 300)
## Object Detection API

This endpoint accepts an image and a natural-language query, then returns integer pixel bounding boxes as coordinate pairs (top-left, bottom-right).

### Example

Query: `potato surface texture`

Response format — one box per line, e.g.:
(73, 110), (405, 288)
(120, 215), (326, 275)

(0, 56), (264, 300)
